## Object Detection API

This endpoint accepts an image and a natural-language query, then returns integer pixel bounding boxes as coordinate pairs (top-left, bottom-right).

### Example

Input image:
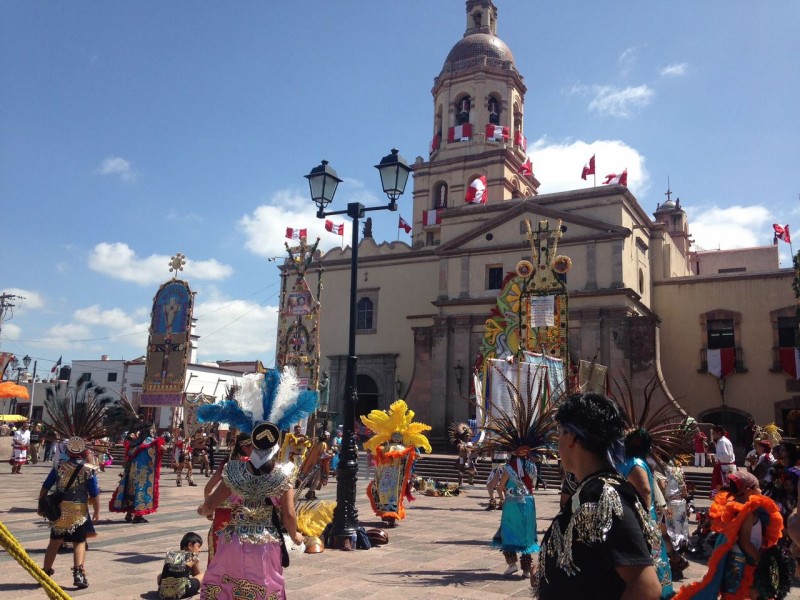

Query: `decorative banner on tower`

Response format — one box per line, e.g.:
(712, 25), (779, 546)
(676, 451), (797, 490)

(529, 295), (555, 327)
(141, 253), (194, 407)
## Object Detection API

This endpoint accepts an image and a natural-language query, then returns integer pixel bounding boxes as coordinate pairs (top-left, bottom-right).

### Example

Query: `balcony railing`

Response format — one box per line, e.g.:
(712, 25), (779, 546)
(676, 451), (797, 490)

(698, 347), (747, 374)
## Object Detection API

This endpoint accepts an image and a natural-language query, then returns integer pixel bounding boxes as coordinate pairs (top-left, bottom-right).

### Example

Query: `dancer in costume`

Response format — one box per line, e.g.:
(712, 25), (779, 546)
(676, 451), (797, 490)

(109, 421), (165, 523)
(203, 432), (252, 566)
(195, 368), (318, 599)
(11, 420), (30, 473)
(535, 392), (662, 599)
(618, 429), (674, 598)
(675, 470), (792, 600)
(299, 430), (332, 500)
(37, 377), (117, 590)
(480, 367), (554, 583)
(449, 422), (478, 487)
(663, 459), (690, 554)
(486, 450), (507, 510)
(360, 399), (432, 527)
(279, 424), (311, 470)
(329, 425), (343, 473)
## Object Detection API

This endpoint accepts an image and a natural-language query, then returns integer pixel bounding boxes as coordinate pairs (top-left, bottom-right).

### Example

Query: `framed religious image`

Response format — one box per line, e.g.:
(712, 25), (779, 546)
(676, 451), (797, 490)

(287, 291), (313, 315)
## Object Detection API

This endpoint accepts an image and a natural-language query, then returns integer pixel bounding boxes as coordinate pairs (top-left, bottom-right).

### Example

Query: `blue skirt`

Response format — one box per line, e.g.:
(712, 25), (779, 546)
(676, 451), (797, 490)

(491, 493), (539, 554)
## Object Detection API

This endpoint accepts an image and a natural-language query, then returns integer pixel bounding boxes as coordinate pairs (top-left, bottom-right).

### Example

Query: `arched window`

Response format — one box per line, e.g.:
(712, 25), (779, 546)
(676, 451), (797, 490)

(488, 95), (501, 125)
(357, 297), (374, 331)
(433, 181), (448, 208)
(456, 96), (471, 125)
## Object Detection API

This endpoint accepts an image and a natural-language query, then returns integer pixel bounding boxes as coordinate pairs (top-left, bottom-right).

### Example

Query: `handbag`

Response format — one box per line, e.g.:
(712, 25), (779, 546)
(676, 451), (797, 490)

(38, 463), (83, 522)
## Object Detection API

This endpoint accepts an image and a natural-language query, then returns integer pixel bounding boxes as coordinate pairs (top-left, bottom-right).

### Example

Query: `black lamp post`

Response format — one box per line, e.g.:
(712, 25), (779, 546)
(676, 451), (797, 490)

(306, 148), (411, 550)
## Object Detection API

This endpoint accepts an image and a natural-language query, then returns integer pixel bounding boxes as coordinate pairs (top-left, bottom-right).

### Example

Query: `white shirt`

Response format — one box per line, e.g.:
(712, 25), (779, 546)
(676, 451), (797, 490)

(13, 429), (30, 448)
(715, 435), (736, 464)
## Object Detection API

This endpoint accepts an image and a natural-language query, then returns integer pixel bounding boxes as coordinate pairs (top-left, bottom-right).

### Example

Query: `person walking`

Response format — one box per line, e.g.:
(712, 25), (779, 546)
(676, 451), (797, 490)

(11, 421), (31, 473)
(693, 428), (707, 467)
(109, 423), (165, 523)
(711, 426), (737, 494)
(535, 392), (662, 600)
(29, 423), (43, 464)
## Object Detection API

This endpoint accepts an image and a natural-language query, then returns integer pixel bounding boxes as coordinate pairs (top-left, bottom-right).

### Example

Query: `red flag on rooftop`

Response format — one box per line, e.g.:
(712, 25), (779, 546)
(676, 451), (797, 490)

(602, 169), (628, 186)
(50, 356), (62, 375)
(518, 158), (533, 177)
(398, 216), (412, 234)
(465, 176), (487, 204)
(773, 224), (791, 244)
(285, 227), (307, 240)
(581, 155), (596, 180)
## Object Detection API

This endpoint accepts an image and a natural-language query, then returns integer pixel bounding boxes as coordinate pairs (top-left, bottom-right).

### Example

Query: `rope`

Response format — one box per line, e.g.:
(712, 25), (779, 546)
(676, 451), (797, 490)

(0, 519), (71, 600)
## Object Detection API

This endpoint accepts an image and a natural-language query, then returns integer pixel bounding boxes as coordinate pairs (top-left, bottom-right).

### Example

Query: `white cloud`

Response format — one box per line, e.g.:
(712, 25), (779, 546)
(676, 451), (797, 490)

(587, 85), (654, 118)
(39, 322), (95, 350)
(686, 205), (775, 251)
(660, 63), (688, 77)
(88, 242), (234, 285)
(618, 47), (637, 76)
(193, 289), (279, 361)
(2, 323), (21, 340)
(74, 305), (144, 331)
(97, 157), (138, 182)
(239, 186), (373, 259)
(529, 137), (650, 198)
(0, 288), (45, 312)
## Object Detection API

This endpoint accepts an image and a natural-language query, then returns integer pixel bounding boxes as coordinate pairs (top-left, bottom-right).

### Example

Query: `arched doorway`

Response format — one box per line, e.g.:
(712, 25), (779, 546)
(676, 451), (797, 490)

(355, 374), (379, 419)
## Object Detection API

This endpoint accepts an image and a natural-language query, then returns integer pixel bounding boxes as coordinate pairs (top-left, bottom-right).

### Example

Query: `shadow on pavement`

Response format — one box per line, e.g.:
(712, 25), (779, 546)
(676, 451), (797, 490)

(390, 568), (513, 586)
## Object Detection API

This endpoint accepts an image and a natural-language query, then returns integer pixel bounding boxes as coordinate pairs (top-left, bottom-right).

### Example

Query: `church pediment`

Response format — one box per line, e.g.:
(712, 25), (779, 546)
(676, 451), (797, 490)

(435, 197), (630, 255)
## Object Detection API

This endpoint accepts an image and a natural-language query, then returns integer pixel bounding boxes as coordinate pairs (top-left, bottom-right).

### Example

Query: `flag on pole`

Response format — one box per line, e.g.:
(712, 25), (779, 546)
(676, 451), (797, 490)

(324, 220), (344, 235)
(429, 134), (440, 154)
(465, 176), (488, 204)
(513, 131), (527, 151)
(285, 227), (307, 240)
(773, 224), (791, 244)
(518, 157), (533, 177)
(581, 155), (596, 180)
(398, 216), (412, 234)
(422, 209), (442, 226)
(50, 356), (62, 375)
(602, 170), (628, 186)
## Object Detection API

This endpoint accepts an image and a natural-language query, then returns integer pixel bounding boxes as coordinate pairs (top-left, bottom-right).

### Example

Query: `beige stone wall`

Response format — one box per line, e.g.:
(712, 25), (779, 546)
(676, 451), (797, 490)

(694, 245), (779, 276)
(653, 270), (795, 424)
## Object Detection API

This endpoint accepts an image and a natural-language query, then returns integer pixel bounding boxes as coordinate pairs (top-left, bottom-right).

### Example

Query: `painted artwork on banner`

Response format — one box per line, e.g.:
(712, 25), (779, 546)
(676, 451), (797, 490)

(142, 258), (194, 407)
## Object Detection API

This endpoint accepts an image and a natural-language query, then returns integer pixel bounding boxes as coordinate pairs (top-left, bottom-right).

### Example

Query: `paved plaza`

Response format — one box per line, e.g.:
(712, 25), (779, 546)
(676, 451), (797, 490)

(1, 440), (798, 599)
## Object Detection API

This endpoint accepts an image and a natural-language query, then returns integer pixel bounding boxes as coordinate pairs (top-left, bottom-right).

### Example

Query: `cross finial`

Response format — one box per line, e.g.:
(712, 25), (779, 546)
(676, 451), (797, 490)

(169, 252), (187, 277)
(664, 177), (672, 203)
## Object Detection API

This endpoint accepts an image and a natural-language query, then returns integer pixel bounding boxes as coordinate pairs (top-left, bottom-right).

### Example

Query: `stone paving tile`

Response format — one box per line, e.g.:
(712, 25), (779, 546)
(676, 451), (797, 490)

(1, 435), (799, 599)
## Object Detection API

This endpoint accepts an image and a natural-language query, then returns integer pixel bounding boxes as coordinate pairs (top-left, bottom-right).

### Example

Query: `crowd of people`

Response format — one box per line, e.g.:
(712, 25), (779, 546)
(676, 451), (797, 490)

(14, 372), (800, 600)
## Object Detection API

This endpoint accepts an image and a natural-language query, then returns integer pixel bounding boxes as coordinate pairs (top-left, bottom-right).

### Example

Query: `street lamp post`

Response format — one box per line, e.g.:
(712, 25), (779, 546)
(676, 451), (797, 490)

(306, 148), (411, 550)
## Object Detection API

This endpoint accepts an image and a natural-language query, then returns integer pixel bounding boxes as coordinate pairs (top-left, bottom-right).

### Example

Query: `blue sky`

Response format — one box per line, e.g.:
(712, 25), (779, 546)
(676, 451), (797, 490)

(2, 1), (798, 374)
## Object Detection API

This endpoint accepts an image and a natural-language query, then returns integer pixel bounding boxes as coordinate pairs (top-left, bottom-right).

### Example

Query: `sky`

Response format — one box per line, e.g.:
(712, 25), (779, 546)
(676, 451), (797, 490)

(1, 1), (799, 375)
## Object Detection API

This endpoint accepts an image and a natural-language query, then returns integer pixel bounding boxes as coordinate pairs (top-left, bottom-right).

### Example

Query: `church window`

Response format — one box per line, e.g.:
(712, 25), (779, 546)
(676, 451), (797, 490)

(488, 95), (501, 125)
(434, 182), (448, 208)
(638, 269), (645, 294)
(456, 96), (471, 125)
(356, 290), (379, 334)
(486, 266), (504, 290)
(107, 372), (118, 382)
(707, 319), (735, 349)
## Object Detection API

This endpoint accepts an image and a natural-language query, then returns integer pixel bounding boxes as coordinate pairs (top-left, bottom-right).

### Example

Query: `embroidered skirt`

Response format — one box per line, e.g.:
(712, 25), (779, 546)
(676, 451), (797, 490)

(200, 534), (285, 600)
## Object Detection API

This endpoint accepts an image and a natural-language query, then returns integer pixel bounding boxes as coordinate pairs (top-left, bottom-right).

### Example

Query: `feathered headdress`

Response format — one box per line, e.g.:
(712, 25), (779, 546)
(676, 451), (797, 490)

(196, 366), (318, 467)
(448, 422), (473, 445)
(610, 374), (692, 466)
(754, 423), (782, 449)
(480, 364), (558, 459)
(45, 374), (120, 454)
(359, 399), (432, 454)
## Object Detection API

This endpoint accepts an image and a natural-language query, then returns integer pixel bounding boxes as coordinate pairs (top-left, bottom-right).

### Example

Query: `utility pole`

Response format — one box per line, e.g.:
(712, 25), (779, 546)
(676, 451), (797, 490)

(0, 292), (24, 350)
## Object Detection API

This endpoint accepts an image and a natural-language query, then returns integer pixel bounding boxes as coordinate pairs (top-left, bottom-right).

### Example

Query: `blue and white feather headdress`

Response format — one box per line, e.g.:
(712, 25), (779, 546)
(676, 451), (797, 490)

(197, 366), (318, 466)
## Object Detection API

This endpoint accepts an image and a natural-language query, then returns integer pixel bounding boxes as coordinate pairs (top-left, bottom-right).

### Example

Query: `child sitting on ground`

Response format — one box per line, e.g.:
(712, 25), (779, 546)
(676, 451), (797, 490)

(157, 532), (204, 599)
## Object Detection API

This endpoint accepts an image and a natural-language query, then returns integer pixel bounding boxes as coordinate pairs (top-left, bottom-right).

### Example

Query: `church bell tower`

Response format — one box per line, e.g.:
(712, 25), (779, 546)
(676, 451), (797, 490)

(411, 0), (539, 247)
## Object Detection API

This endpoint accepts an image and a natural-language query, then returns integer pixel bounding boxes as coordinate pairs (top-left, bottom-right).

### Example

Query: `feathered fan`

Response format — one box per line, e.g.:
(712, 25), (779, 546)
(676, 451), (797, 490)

(609, 374), (693, 466)
(480, 363), (559, 459)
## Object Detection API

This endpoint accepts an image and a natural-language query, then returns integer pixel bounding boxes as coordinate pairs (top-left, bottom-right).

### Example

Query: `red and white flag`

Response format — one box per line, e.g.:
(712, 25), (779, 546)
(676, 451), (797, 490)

(779, 347), (800, 380)
(581, 155), (596, 180)
(50, 355), (62, 375)
(518, 157), (533, 177)
(422, 209), (442, 226)
(602, 169), (628, 186)
(707, 348), (736, 379)
(485, 124), (509, 142)
(773, 224), (791, 244)
(465, 176), (487, 204)
(285, 227), (307, 240)
(324, 220), (344, 235)
(448, 124), (473, 142)
(398, 216), (412, 234)
(429, 134), (440, 154)
(513, 131), (527, 151)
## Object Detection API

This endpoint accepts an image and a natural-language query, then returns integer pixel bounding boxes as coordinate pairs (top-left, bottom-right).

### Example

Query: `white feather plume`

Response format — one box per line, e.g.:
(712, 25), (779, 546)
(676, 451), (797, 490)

(269, 367), (300, 425)
(238, 373), (265, 421)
